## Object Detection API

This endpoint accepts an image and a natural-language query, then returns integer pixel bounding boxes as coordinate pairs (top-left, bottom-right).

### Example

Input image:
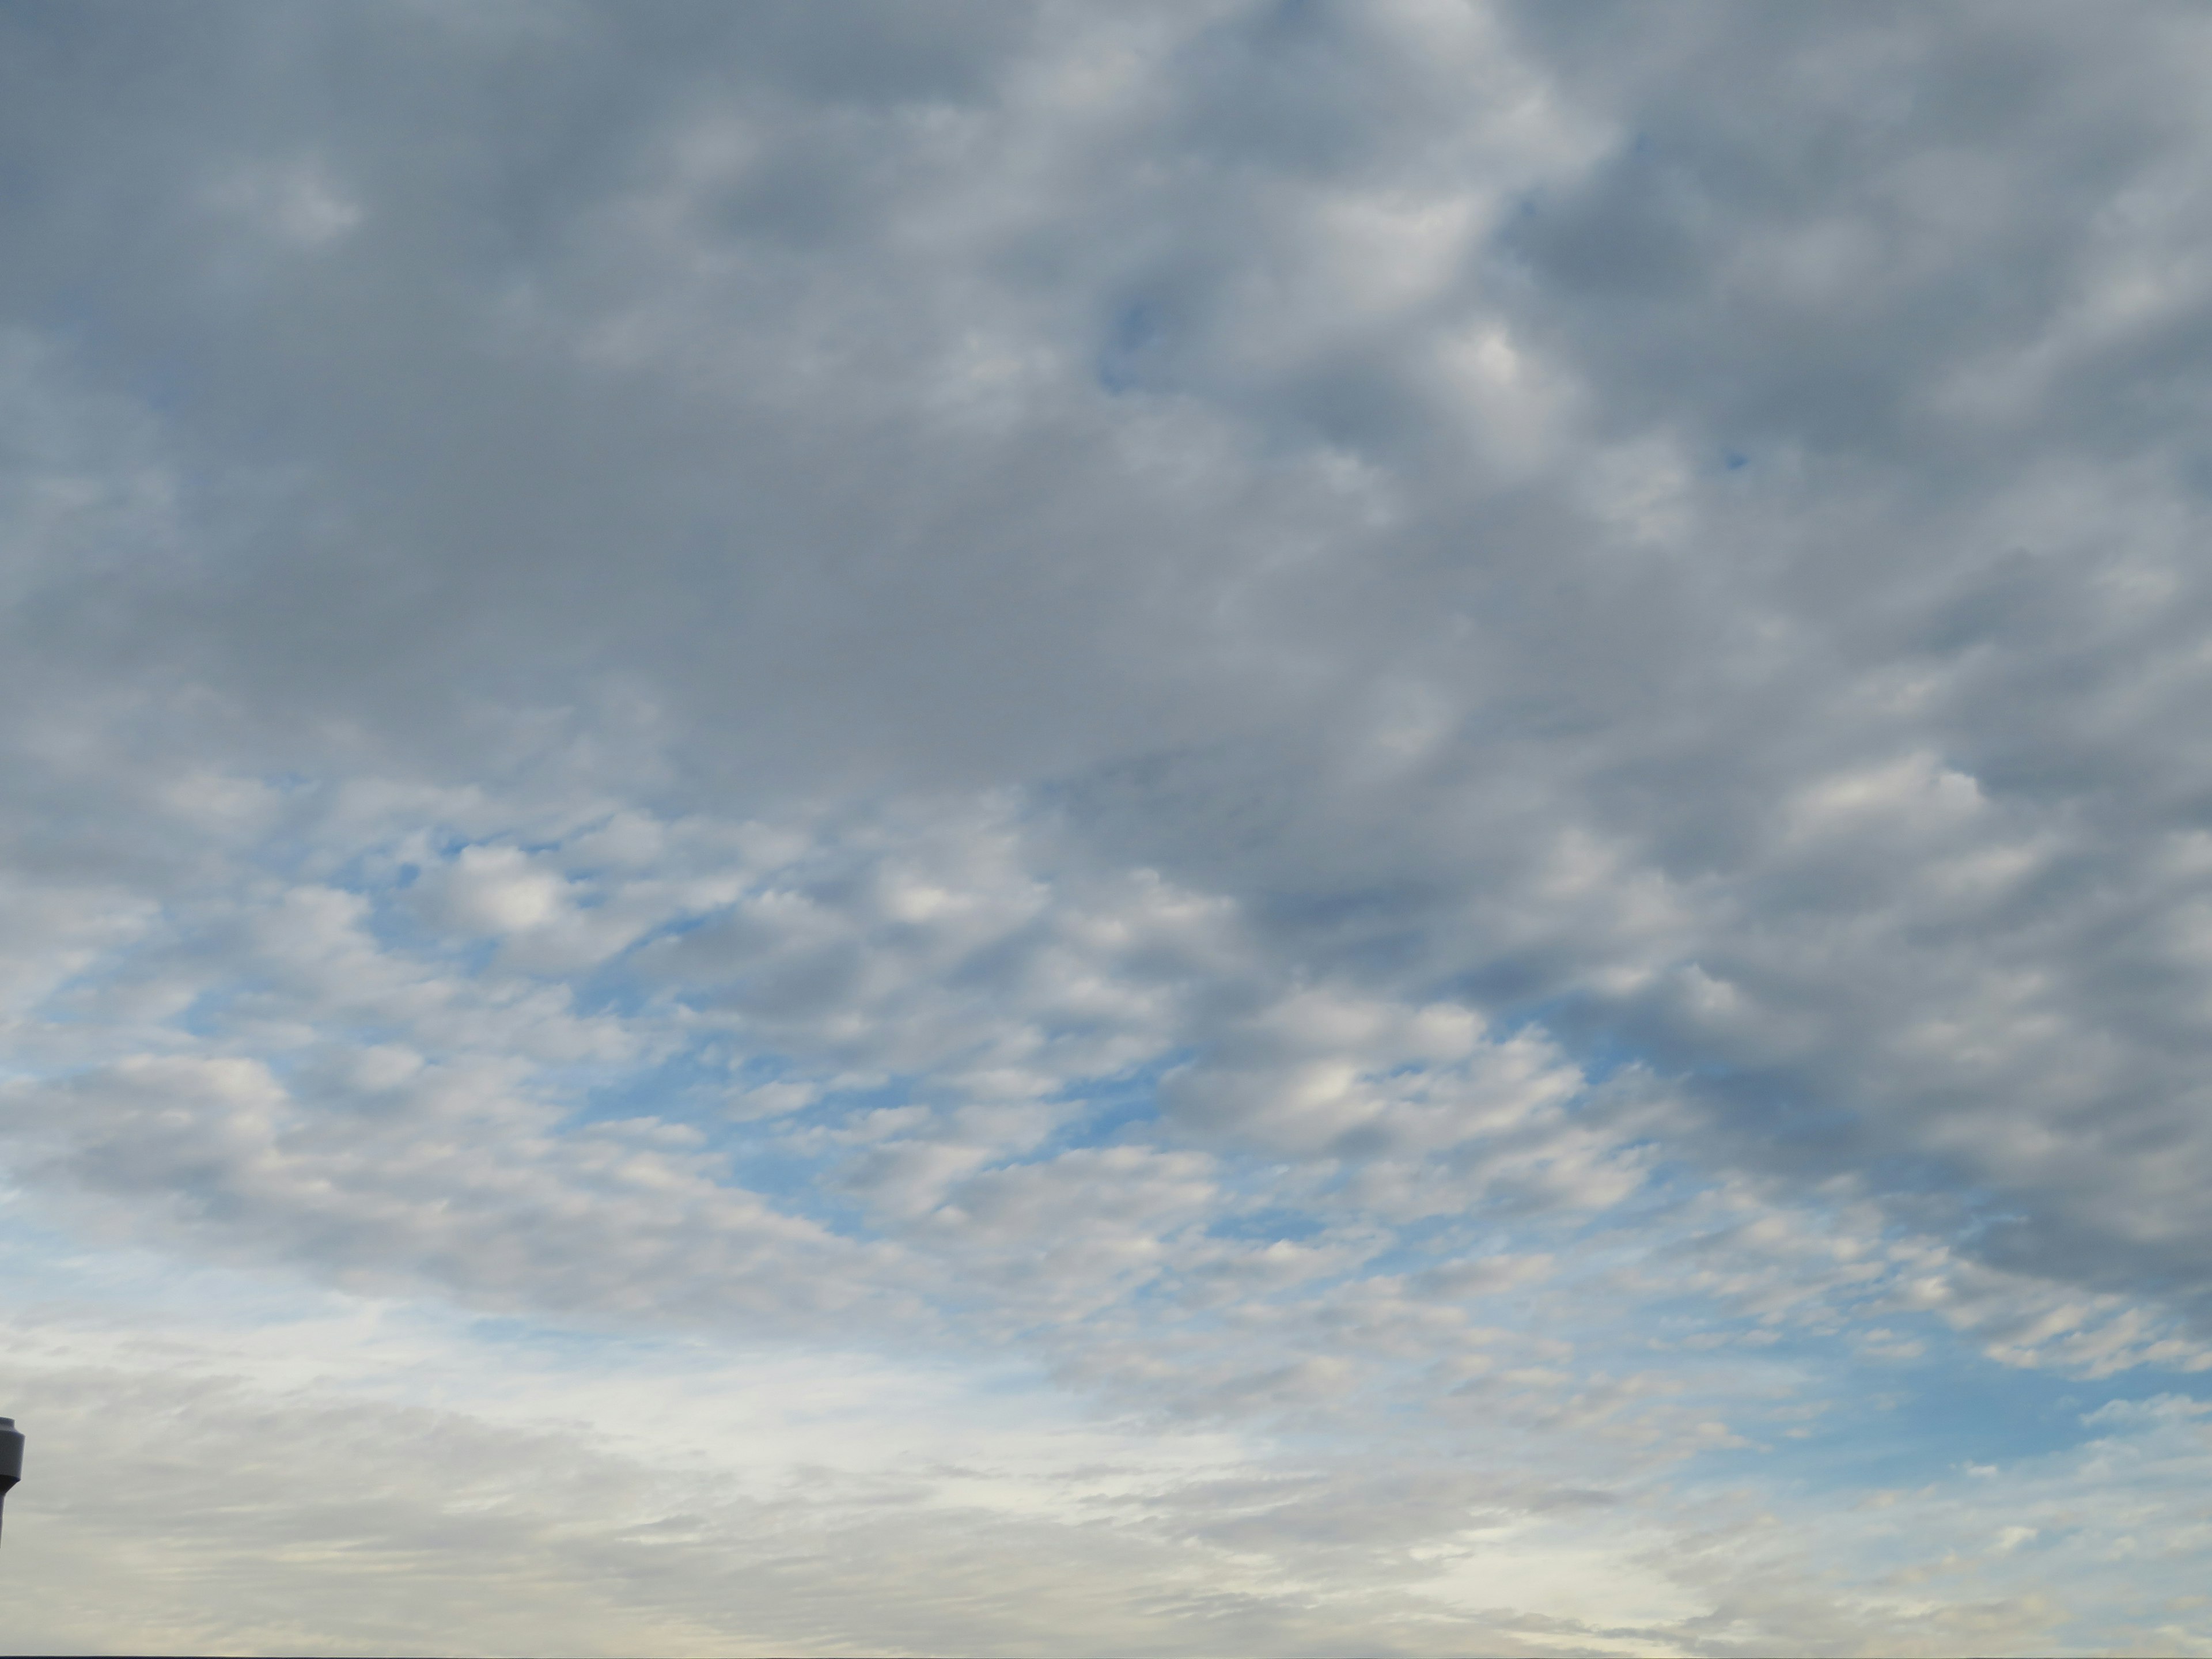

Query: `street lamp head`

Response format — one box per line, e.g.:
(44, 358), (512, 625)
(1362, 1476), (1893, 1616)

(0, 1416), (21, 1544)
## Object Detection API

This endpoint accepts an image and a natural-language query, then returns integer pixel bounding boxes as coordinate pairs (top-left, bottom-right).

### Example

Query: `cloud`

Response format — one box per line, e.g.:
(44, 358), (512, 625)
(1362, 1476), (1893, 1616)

(6, 0), (2212, 1649)
(9, 1256), (2212, 1657)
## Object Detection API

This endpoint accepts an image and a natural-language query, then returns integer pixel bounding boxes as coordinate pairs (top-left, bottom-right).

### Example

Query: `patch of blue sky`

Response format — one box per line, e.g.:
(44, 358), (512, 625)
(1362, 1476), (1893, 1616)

(1341, 1221), (1562, 1289)
(702, 1078), (950, 1235)
(1200, 1205), (1335, 1248)
(562, 1043), (737, 1131)
(567, 1026), (1183, 1168)
(537, 1047), (1188, 1234)
(732, 1150), (905, 1243)
(1033, 1050), (1190, 1152)
(1688, 1322), (2207, 1495)
(559, 1044), (926, 1158)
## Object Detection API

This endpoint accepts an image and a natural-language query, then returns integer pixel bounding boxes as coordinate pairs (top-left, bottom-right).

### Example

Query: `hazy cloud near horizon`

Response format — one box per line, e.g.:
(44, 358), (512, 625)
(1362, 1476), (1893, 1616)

(7, 3), (2212, 1654)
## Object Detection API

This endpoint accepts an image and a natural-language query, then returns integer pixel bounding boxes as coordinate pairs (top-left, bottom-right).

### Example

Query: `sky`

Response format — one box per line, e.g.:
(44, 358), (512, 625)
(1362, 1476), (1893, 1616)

(4, 2), (2212, 1653)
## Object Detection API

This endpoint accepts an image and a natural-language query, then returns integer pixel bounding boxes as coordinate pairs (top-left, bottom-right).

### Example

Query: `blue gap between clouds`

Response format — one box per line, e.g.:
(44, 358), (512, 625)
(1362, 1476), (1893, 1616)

(1688, 1315), (2207, 1494)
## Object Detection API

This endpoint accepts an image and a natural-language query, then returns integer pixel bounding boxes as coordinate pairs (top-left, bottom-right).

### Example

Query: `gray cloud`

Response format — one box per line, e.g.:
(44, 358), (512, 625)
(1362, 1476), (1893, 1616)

(8, 0), (2212, 1647)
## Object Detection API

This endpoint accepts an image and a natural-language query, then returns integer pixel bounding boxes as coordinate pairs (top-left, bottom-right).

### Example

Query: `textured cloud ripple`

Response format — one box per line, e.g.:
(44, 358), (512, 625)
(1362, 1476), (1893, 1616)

(6, 3), (2212, 1654)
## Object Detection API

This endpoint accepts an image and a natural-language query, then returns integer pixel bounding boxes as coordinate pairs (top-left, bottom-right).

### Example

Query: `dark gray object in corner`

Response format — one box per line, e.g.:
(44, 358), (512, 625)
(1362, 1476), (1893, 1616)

(0, 1416), (21, 1544)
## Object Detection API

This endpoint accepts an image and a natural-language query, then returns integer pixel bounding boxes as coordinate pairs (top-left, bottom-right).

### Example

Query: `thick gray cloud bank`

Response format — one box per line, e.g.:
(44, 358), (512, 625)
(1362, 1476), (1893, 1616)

(6, 2), (2212, 1654)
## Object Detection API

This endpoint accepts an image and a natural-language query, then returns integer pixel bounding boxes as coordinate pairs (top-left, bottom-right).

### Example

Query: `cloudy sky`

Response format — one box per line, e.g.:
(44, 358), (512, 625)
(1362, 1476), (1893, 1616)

(5, 2), (2212, 1653)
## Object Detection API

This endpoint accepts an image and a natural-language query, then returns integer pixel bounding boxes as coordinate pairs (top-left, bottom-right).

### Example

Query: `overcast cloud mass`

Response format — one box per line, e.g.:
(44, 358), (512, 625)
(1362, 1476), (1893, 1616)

(7, 2), (2212, 1653)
